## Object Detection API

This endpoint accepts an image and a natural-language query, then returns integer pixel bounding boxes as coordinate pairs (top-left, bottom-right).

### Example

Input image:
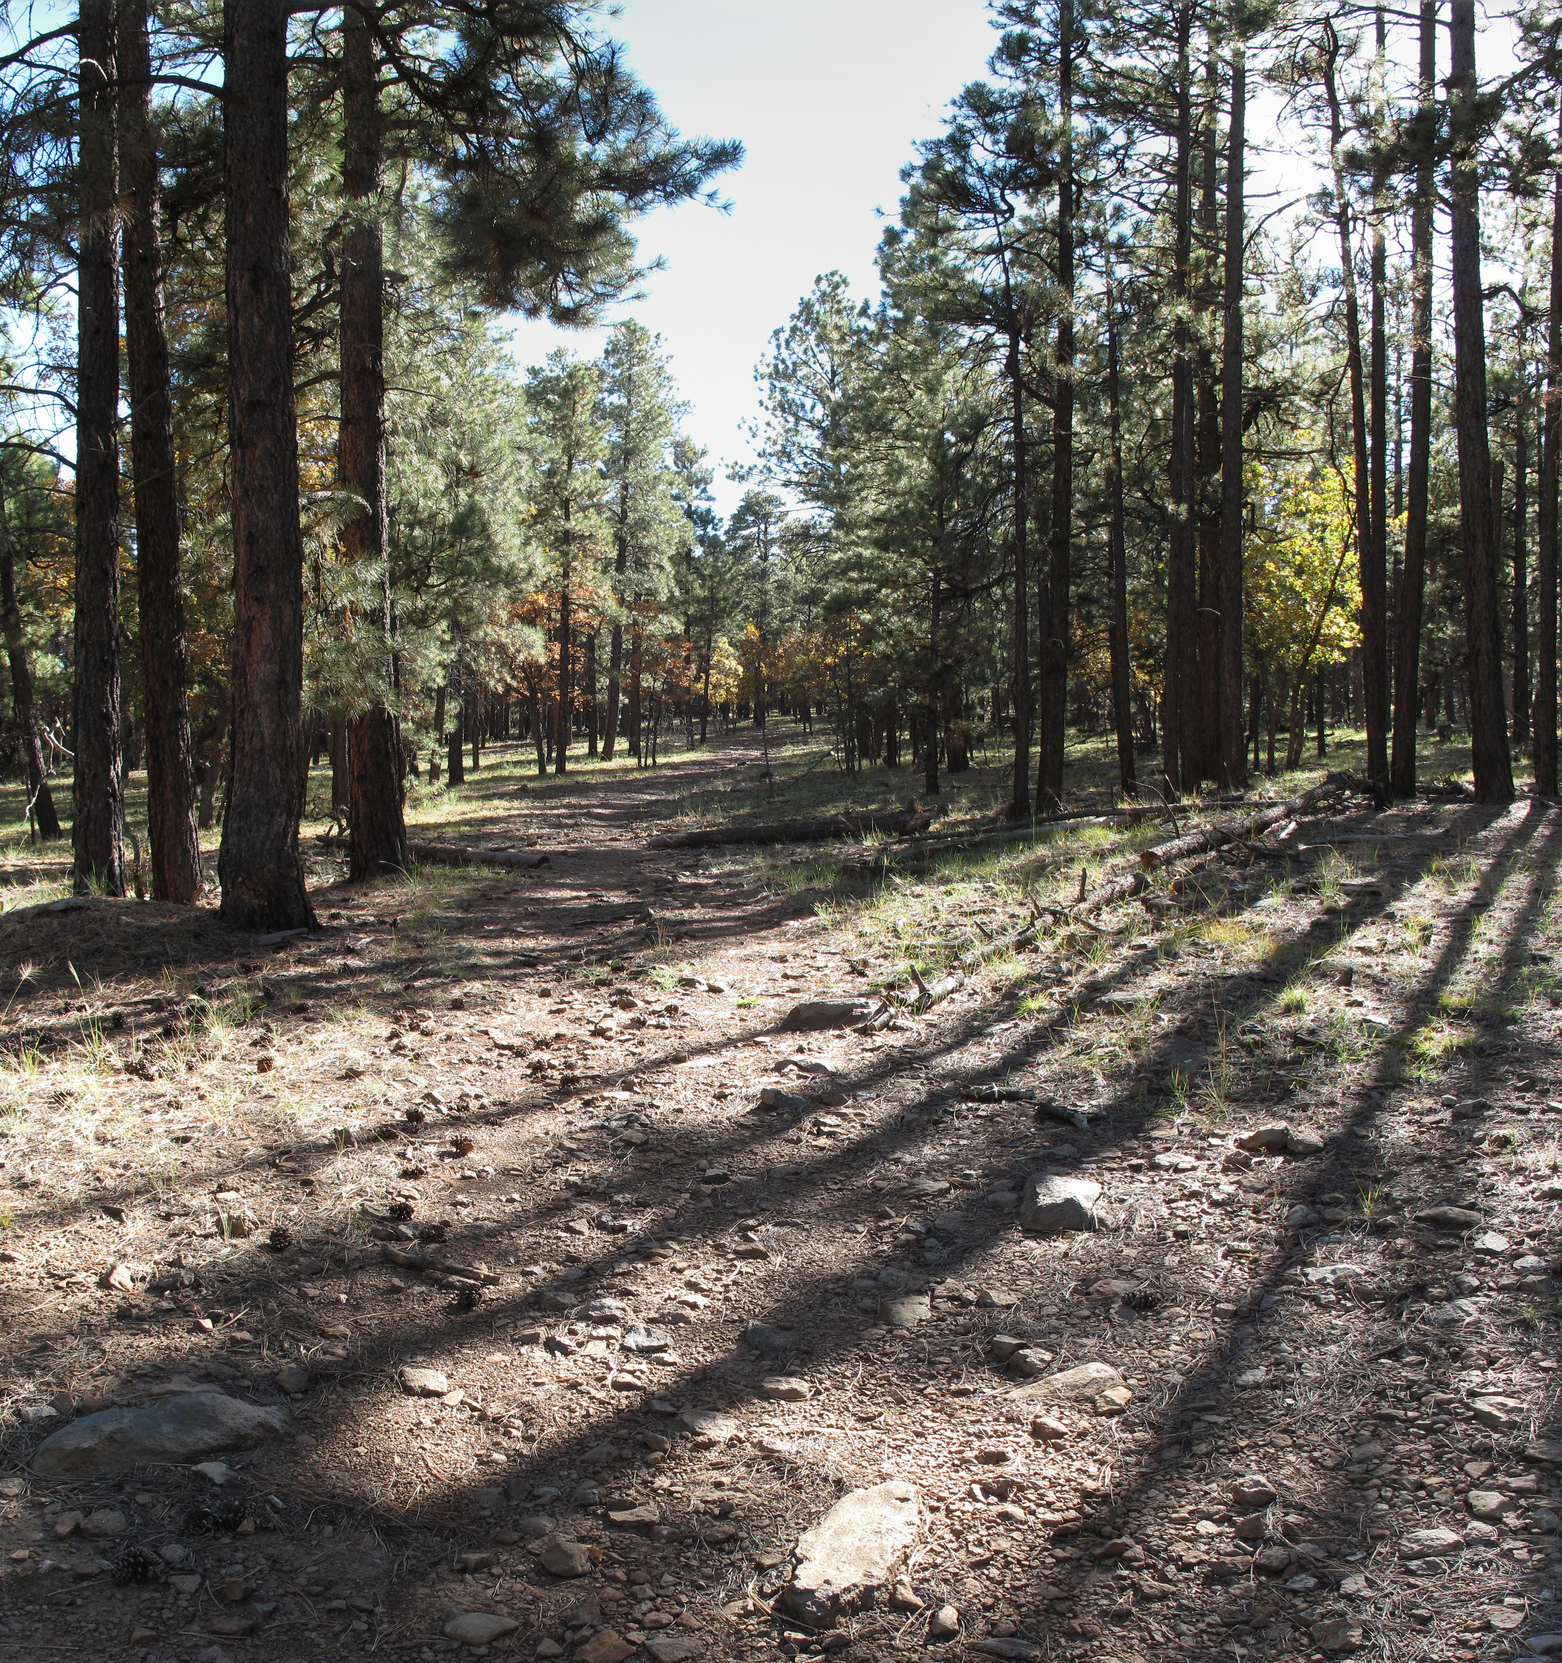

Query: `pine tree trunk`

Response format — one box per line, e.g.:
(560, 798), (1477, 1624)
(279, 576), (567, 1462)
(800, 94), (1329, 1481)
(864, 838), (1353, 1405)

(585, 625), (598, 757)
(119, 0), (200, 900)
(341, 8), (407, 880)
(1006, 307), (1032, 819)
(604, 620), (624, 760)
(1537, 101), (1562, 796)
(1037, 0), (1073, 810)
(1391, 0), (1437, 799)
(628, 625), (643, 764)
(1361, 6), (1391, 797)
(1106, 274), (1136, 799)
(1192, 35), (1222, 788)
(218, 0), (316, 927)
(1323, 24), (1385, 802)
(1217, 20), (1247, 789)
(1162, 11), (1196, 797)
(73, 0), (124, 895)
(0, 467), (62, 838)
(555, 577), (571, 774)
(1449, 0), (1514, 803)
(1514, 379), (1531, 742)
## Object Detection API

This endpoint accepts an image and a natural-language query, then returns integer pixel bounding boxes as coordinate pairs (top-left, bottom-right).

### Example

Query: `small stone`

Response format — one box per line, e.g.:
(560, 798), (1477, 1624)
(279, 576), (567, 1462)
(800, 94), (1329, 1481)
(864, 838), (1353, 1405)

(168, 1573), (203, 1593)
(621, 1323), (673, 1353)
(1413, 1205), (1483, 1229)
(783, 1480), (921, 1627)
(761, 1376), (812, 1402)
(778, 999), (874, 1032)
(53, 1510), (84, 1538)
(1399, 1525), (1464, 1559)
(398, 1366), (450, 1397)
(679, 1408), (738, 1446)
(130, 1628), (157, 1644)
(889, 1580), (924, 1611)
(1464, 1519), (1501, 1545)
(1235, 1125), (1291, 1153)
(1095, 1385), (1132, 1414)
(1029, 1415), (1069, 1442)
(607, 1504), (660, 1528)
(575, 1631), (635, 1663)
(192, 1461), (234, 1485)
(442, 1612), (520, 1646)
(536, 1643), (565, 1660)
(1311, 1616), (1365, 1653)
(742, 1319), (793, 1356)
(80, 1508), (125, 1538)
(538, 1536), (596, 1576)
(1229, 1474), (1279, 1509)
(1471, 1396), (1525, 1432)
(643, 1639), (705, 1663)
(1285, 1128), (1325, 1156)
(1467, 1490), (1516, 1521)
(882, 1294), (931, 1329)
(273, 1364), (311, 1395)
(1471, 1230), (1511, 1256)
(928, 1604), (960, 1640)
(1017, 1174), (1101, 1234)
(1008, 1361), (1126, 1404)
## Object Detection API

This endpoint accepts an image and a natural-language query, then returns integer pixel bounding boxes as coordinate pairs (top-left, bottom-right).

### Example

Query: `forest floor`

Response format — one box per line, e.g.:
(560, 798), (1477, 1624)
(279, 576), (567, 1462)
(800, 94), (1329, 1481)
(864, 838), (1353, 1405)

(0, 721), (1559, 1663)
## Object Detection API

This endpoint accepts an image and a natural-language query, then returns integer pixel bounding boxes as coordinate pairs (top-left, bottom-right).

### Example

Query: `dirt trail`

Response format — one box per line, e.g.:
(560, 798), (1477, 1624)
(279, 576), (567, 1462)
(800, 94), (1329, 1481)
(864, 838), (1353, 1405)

(1, 731), (1560, 1663)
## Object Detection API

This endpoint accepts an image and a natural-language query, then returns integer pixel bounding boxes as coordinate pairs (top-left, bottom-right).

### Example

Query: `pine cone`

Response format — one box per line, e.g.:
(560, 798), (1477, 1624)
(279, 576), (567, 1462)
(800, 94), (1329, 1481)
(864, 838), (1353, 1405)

(387, 1200), (415, 1222)
(404, 1105), (427, 1127)
(111, 1545), (165, 1585)
(448, 1282), (483, 1312)
(183, 1498), (246, 1535)
(268, 1226), (293, 1253)
(416, 1222), (448, 1244)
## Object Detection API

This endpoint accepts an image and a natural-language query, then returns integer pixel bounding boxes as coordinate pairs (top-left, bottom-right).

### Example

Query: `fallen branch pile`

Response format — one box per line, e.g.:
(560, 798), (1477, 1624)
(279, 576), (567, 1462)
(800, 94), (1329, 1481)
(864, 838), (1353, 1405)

(646, 806), (939, 849)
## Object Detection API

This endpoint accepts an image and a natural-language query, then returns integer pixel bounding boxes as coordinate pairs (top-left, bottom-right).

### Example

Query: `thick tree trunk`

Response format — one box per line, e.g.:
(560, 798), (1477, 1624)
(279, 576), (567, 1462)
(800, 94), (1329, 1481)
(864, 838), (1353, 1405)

(1514, 381), (1531, 742)
(926, 563), (941, 797)
(1217, 21), (1246, 789)
(1192, 37), (1222, 789)
(604, 620), (623, 760)
(1391, 0), (1437, 799)
(73, 0), (124, 895)
(1323, 23), (1385, 802)
(0, 467), (62, 838)
(1006, 308), (1032, 820)
(1362, 7), (1391, 795)
(585, 625), (598, 757)
(1449, 0), (1514, 803)
(1537, 102), (1562, 797)
(628, 625), (643, 763)
(1037, 0), (1073, 809)
(218, 0), (317, 927)
(341, 8), (407, 880)
(119, 0), (200, 900)
(1162, 11), (1196, 797)
(555, 577), (571, 774)
(1106, 278), (1136, 798)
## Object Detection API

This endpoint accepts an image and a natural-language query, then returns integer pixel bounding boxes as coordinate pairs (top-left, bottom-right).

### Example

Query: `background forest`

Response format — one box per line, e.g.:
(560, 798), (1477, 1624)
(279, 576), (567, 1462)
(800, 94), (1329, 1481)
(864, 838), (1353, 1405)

(0, 0), (1559, 930)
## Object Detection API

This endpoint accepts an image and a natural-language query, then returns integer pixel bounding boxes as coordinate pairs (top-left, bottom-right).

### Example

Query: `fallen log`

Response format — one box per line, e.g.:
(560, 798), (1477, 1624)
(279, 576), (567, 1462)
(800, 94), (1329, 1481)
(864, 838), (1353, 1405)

(1137, 773), (1350, 871)
(408, 841), (548, 870)
(961, 1084), (1090, 1130)
(645, 807), (938, 849)
(379, 1243), (501, 1284)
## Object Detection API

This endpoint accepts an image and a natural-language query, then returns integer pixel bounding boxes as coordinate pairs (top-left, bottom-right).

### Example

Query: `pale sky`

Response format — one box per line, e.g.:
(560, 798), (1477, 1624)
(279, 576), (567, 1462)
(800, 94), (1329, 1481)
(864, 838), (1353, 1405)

(506, 0), (1002, 512)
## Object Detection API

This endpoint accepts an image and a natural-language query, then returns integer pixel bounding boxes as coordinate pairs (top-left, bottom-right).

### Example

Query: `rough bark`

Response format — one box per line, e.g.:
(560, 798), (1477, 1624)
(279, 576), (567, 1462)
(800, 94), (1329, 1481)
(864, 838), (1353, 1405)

(1448, 0), (1514, 802)
(1537, 101), (1562, 797)
(603, 620), (624, 760)
(1162, 8), (1196, 796)
(1363, 6), (1391, 795)
(1323, 22), (1385, 801)
(1037, 0), (1073, 809)
(118, 0), (200, 900)
(341, 6), (408, 879)
(0, 466), (62, 838)
(1106, 275), (1135, 798)
(1514, 374), (1531, 743)
(72, 0), (124, 895)
(1007, 310), (1032, 821)
(1217, 20), (1246, 789)
(555, 574), (571, 774)
(218, 0), (317, 927)
(1391, 0), (1437, 799)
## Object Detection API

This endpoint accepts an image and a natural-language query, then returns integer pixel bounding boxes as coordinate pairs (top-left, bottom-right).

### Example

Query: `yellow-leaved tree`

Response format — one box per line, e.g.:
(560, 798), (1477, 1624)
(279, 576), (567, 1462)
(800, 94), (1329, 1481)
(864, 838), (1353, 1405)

(1245, 459), (1362, 772)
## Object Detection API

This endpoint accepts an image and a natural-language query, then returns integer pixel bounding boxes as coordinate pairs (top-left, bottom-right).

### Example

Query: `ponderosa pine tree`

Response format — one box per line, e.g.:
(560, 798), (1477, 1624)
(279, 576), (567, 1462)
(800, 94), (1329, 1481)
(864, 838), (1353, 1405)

(118, 0), (202, 901)
(72, 0), (123, 896)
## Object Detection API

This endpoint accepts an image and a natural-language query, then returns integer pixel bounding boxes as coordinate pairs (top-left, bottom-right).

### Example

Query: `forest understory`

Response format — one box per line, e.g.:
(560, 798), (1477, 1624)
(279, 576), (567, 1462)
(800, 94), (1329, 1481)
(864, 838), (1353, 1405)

(0, 723), (1559, 1663)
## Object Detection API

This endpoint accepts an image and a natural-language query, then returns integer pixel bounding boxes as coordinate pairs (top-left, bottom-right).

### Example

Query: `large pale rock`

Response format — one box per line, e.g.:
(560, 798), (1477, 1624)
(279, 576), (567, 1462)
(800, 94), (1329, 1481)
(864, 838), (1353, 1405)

(644, 1640), (706, 1663)
(574, 1632), (634, 1663)
(1399, 1525), (1464, 1559)
(783, 1480), (920, 1627)
(1018, 1174), (1100, 1234)
(778, 999), (874, 1032)
(443, 1612), (519, 1646)
(1007, 1362), (1127, 1407)
(30, 1392), (289, 1479)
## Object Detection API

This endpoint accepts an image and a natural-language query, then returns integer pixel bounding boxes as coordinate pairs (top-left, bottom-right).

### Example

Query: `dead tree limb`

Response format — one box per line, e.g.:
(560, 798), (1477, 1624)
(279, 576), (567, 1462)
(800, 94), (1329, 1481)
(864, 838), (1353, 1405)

(408, 842), (549, 870)
(646, 807), (940, 849)
(1138, 773), (1350, 870)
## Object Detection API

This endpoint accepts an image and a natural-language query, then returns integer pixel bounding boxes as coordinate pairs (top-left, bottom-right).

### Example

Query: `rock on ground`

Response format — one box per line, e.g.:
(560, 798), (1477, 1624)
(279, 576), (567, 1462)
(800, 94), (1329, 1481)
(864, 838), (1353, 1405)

(1017, 1174), (1100, 1234)
(783, 1480), (921, 1627)
(1008, 1361), (1128, 1409)
(29, 1392), (290, 1480)
(443, 1611), (520, 1646)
